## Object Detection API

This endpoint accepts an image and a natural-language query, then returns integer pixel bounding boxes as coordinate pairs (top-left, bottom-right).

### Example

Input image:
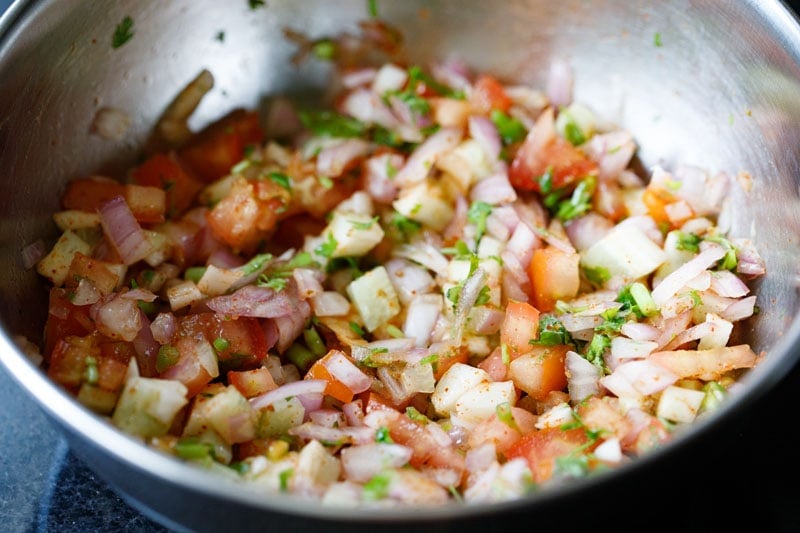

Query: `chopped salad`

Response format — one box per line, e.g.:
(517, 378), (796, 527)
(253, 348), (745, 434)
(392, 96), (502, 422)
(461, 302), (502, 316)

(28, 33), (766, 507)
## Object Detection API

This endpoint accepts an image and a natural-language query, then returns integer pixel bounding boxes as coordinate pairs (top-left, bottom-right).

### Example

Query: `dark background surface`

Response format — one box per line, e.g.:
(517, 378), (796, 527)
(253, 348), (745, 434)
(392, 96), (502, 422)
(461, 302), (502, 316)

(2, 0), (800, 532)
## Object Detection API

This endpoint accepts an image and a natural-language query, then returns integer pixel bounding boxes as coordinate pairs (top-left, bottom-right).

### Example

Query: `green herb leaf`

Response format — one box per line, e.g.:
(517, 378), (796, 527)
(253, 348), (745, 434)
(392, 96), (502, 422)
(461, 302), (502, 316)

(654, 32), (663, 47)
(249, 0), (266, 9)
(375, 426), (393, 443)
(363, 471), (392, 501)
(314, 233), (338, 258)
(676, 232), (702, 253)
(312, 39), (336, 61)
(156, 345), (180, 373)
(367, 0), (379, 17)
(467, 200), (493, 245)
(268, 172), (292, 191)
(278, 468), (293, 492)
(531, 315), (573, 346)
(555, 176), (596, 222)
(299, 110), (366, 138)
(490, 109), (527, 145)
(349, 321), (365, 336)
(350, 216), (379, 230)
(583, 265), (611, 286)
(239, 253), (273, 275)
(112, 16), (135, 49)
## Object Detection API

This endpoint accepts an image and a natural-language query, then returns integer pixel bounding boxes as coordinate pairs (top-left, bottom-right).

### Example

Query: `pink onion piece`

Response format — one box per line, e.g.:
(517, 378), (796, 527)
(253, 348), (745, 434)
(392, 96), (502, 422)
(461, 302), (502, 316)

(121, 288), (158, 302)
(469, 172), (518, 206)
(651, 244), (726, 307)
(394, 126), (463, 186)
(546, 59), (573, 107)
(721, 295), (757, 322)
(611, 360), (678, 396)
(341, 67), (377, 89)
(341, 443), (413, 483)
(468, 116), (502, 161)
(21, 239), (46, 270)
(92, 293), (142, 342)
(288, 422), (376, 445)
(322, 351), (373, 394)
(71, 278), (101, 306)
(384, 258), (436, 306)
(342, 400), (365, 427)
(133, 310), (159, 377)
(293, 268), (324, 299)
(99, 196), (154, 265)
(316, 138), (371, 178)
(443, 194), (469, 243)
(150, 312), (178, 345)
(452, 267), (487, 343)
(206, 285), (296, 318)
(468, 306), (505, 335)
(273, 299), (311, 353)
(249, 379), (327, 411)
(341, 88), (398, 129)
(403, 294), (442, 347)
(565, 213), (613, 252)
(566, 350), (601, 403)
(710, 270), (750, 298)
(296, 392), (325, 416)
(310, 291), (351, 317)
(365, 153), (403, 204)
(582, 130), (636, 181)
(309, 408), (346, 428)
(207, 248), (245, 269)
(621, 322), (661, 342)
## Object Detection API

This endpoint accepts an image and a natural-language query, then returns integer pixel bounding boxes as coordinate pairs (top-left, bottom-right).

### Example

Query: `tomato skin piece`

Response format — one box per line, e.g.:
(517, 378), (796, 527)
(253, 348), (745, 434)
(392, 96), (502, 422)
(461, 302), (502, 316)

(178, 109), (264, 183)
(528, 247), (580, 312)
(131, 152), (203, 218)
(505, 426), (590, 483)
(501, 300), (541, 356)
(470, 75), (512, 115)
(61, 177), (125, 212)
(44, 288), (94, 361)
(178, 313), (268, 372)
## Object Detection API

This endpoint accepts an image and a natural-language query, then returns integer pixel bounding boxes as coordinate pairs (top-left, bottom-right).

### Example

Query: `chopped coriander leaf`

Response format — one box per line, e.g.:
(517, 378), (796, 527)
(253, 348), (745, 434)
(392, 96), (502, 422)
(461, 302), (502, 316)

(350, 216), (379, 230)
(531, 315), (573, 346)
(407, 65), (464, 99)
(676, 232), (702, 253)
(137, 300), (157, 315)
(386, 157), (399, 178)
(349, 321), (365, 336)
(441, 239), (473, 258)
(405, 406), (429, 424)
(184, 266), (206, 283)
(258, 276), (288, 291)
(286, 251), (316, 269)
(585, 333), (610, 365)
(319, 175), (334, 189)
(299, 110), (366, 138)
(375, 426), (393, 443)
(368, 0), (379, 18)
(490, 109), (527, 145)
(496, 402), (518, 430)
(689, 290), (702, 307)
(238, 253), (272, 275)
(314, 233), (338, 258)
(594, 313), (626, 335)
(229, 461), (250, 475)
(390, 212), (421, 238)
(654, 32), (663, 47)
(538, 167), (554, 194)
(326, 256), (363, 277)
(213, 337), (230, 353)
(555, 454), (591, 478)
(555, 176), (596, 221)
(312, 39), (336, 61)
(363, 472), (392, 501)
(501, 343), (510, 365)
(419, 353), (438, 366)
(231, 159), (251, 174)
(175, 438), (215, 460)
(278, 468), (293, 492)
(467, 200), (492, 244)
(583, 265), (611, 286)
(112, 16), (135, 49)
(249, 0), (266, 9)
(215, 31), (225, 42)
(372, 126), (408, 149)
(474, 285), (491, 306)
(446, 285), (461, 306)
(268, 171), (292, 190)
(700, 381), (727, 413)
(386, 89), (431, 118)
(142, 270), (155, 283)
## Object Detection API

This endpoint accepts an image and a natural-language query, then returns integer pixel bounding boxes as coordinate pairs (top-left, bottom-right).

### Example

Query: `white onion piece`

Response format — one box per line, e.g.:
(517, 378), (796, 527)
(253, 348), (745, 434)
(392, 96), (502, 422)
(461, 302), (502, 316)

(71, 278), (101, 306)
(99, 196), (153, 265)
(273, 299), (311, 353)
(470, 172), (518, 206)
(150, 312), (177, 344)
(351, 337), (416, 363)
(206, 285), (296, 318)
(121, 287), (158, 302)
(505, 221), (538, 269)
(431, 58), (472, 92)
(91, 106), (131, 140)
(92, 294), (142, 342)
(607, 337), (659, 370)
(685, 271), (711, 291)
(566, 350), (601, 403)
(582, 130), (636, 180)
(565, 213), (613, 252)
(288, 422), (376, 445)
(341, 443), (413, 483)
(342, 400), (365, 427)
(452, 267), (488, 343)
(559, 314), (603, 333)
(316, 138), (371, 178)
(697, 313), (733, 350)
(721, 295), (757, 322)
(21, 239), (46, 270)
(654, 310), (693, 349)
(468, 116), (502, 161)
(296, 392), (324, 415)
(249, 379), (327, 410)
(614, 215), (664, 247)
(535, 402), (574, 430)
(613, 360), (678, 395)
(710, 270), (750, 298)
(465, 442), (497, 472)
(385, 258), (436, 306)
(342, 67), (377, 88)
(310, 291), (351, 317)
(546, 59), (573, 107)
(651, 244), (726, 307)
(594, 438), (623, 464)
(365, 153), (403, 203)
(469, 307), (505, 335)
(309, 409), (346, 428)
(341, 88), (398, 129)
(293, 268), (324, 299)
(322, 351), (373, 394)
(394, 127), (462, 186)
(621, 322), (661, 342)
(404, 294), (443, 347)
(393, 242), (450, 278)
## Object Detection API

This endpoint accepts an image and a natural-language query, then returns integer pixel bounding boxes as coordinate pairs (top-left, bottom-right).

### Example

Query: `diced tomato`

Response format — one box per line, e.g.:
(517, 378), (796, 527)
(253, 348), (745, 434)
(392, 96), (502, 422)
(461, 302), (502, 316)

(43, 288), (94, 360)
(65, 252), (121, 295)
(48, 334), (99, 390)
(468, 406), (538, 457)
(432, 344), (469, 380)
(206, 177), (290, 253)
(305, 351), (357, 404)
(228, 367), (278, 398)
(234, 438), (273, 461)
(160, 336), (215, 398)
(501, 300), (541, 355)
(508, 107), (598, 192)
(642, 185), (673, 225)
(178, 313), (268, 372)
(97, 356), (129, 392)
(381, 409), (465, 473)
(361, 390), (400, 413)
(470, 75), (512, 115)
(178, 109), (264, 183)
(505, 426), (591, 483)
(508, 344), (569, 401)
(528, 246), (580, 312)
(123, 184), (167, 224)
(61, 177), (125, 212)
(131, 152), (203, 217)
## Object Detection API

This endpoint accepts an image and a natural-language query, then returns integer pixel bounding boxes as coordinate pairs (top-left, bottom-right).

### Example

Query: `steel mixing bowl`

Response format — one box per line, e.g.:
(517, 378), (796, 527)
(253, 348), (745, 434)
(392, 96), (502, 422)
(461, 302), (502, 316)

(2, 0), (800, 531)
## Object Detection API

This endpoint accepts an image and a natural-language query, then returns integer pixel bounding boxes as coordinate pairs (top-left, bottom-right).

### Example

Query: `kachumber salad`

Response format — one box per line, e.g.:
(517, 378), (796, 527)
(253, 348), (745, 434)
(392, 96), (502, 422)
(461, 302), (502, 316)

(26, 19), (766, 507)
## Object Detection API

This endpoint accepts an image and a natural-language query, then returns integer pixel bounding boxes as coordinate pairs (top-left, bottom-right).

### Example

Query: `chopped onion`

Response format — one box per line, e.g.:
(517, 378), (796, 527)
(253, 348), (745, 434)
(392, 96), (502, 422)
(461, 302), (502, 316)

(566, 351), (601, 403)
(150, 312), (177, 344)
(21, 239), (46, 270)
(469, 172), (518, 205)
(546, 59), (573, 107)
(316, 138), (370, 178)
(249, 379), (328, 410)
(721, 295), (757, 322)
(385, 258), (436, 305)
(651, 244), (726, 307)
(310, 291), (351, 317)
(99, 196), (154, 265)
(289, 422), (376, 445)
(468, 116), (502, 162)
(91, 106), (131, 140)
(404, 294), (443, 347)
(394, 127), (463, 186)
(322, 351), (373, 394)
(206, 285), (296, 318)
